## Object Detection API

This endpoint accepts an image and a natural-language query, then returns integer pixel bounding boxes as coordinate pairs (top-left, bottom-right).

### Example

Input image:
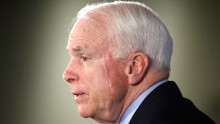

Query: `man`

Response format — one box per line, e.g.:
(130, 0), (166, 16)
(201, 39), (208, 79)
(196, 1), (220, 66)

(63, 1), (215, 124)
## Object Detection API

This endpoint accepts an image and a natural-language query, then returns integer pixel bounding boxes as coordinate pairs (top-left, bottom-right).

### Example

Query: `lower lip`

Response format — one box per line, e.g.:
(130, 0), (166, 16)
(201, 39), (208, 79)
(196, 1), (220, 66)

(74, 94), (87, 103)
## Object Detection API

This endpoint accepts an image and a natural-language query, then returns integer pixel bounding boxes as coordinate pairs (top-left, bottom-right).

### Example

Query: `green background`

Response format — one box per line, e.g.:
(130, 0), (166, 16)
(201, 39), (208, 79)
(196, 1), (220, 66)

(2, 0), (220, 124)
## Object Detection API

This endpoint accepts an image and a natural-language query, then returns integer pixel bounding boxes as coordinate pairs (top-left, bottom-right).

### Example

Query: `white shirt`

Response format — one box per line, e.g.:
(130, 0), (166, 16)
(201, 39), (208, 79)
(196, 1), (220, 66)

(120, 79), (168, 124)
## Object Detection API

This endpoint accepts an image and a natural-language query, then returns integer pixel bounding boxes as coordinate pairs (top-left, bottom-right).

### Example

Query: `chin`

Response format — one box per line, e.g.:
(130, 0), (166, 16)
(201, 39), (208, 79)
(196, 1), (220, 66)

(78, 104), (97, 119)
(91, 110), (119, 124)
(77, 104), (119, 123)
(78, 107), (91, 118)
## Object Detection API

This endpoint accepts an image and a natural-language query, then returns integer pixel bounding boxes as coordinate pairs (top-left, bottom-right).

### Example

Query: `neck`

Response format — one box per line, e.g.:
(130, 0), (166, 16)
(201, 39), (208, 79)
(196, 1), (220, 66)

(114, 68), (169, 124)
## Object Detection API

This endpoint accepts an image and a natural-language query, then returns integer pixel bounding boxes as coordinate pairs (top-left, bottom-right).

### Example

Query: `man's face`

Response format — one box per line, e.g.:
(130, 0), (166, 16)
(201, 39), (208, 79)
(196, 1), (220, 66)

(63, 17), (128, 122)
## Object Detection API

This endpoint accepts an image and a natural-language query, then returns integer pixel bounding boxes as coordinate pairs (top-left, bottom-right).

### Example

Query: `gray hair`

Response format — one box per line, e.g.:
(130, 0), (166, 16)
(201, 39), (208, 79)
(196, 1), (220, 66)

(75, 1), (173, 70)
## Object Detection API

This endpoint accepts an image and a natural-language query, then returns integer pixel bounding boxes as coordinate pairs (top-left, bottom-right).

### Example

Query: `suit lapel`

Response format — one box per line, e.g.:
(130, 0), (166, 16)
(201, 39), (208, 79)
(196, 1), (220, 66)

(129, 81), (182, 124)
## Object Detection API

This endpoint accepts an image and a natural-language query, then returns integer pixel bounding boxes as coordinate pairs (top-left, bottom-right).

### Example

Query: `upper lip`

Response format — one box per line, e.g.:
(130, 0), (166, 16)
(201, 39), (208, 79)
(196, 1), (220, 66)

(70, 85), (85, 96)
(71, 91), (85, 96)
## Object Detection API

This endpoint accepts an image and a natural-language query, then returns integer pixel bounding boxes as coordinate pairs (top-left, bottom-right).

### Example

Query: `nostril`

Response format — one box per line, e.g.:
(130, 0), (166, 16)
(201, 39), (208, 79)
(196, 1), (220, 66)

(67, 78), (75, 84)
(63, 69), (72, 81)
(63, 69), (79, 84)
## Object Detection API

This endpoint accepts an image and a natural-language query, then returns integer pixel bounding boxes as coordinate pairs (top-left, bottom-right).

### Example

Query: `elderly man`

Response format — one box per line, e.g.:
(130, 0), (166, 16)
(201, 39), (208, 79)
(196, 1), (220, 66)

(63, 1), (215, 124)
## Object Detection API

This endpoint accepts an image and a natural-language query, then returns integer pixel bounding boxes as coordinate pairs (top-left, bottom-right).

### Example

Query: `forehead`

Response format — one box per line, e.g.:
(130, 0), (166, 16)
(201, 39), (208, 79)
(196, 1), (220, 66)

(67, 16), (110, 51)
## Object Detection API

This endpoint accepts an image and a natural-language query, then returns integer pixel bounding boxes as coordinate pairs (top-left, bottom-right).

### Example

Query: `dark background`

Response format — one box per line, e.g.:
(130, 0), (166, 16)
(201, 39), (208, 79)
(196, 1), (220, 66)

(1, 0), (220, 124)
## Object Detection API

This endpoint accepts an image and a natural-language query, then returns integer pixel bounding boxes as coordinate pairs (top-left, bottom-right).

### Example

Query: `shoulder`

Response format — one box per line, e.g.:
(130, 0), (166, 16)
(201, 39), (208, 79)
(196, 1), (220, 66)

(129, 81), (215, 124)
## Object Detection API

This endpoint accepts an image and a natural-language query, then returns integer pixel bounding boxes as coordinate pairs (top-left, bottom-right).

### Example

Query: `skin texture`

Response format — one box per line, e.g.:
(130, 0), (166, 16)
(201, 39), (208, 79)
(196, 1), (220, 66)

(63, 17), (129, 123)
(63, 15), (169, 123)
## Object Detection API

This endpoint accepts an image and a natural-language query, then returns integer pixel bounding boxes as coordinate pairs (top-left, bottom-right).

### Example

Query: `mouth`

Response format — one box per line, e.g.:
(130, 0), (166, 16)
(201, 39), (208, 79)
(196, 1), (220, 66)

(72, 91), (85, 96)
(74, 93), (85, 97)
(72, 92), (87, 103)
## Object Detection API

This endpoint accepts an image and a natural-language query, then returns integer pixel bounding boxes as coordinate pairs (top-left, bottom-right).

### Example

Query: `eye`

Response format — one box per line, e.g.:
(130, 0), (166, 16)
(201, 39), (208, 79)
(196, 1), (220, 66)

(80, 55), (88, 61)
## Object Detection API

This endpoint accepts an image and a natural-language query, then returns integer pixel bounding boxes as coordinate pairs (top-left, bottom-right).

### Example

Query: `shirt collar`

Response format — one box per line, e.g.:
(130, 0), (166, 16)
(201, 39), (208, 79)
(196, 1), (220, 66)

(120, 79), (168, 124)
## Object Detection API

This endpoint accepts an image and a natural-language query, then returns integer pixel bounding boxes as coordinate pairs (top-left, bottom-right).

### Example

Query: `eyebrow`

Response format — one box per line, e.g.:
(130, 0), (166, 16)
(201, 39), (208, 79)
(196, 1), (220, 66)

(66, 45), (86, 54)
(66, 44), (90, 54)
(72, 46), (83, 52)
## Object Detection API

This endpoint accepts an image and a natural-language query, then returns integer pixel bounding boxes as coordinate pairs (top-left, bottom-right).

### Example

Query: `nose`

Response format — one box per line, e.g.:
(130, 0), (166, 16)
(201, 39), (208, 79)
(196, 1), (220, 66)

(63, 67), (79, 84)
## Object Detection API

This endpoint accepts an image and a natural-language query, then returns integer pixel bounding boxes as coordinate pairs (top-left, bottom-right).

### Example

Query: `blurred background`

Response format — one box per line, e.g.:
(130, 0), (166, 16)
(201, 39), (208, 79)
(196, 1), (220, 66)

(1, 0), (220, 124)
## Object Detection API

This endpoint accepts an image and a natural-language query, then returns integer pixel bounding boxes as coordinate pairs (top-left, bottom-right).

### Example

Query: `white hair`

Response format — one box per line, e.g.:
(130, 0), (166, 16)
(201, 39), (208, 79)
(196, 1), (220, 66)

(75, 1), (173, 70)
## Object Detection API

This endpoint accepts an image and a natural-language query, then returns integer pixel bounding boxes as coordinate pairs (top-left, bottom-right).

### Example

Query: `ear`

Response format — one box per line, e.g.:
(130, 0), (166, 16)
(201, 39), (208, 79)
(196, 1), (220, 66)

(125, 52), (149, 85)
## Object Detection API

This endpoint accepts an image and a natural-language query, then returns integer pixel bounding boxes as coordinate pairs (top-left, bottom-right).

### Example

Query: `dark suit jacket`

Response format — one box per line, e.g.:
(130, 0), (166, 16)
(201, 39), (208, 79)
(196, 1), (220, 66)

(129, 81), (215, 124)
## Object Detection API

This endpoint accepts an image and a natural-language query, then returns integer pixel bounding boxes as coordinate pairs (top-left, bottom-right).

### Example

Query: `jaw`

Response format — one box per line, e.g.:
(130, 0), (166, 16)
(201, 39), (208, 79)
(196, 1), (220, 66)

(90, 101), (124, 123)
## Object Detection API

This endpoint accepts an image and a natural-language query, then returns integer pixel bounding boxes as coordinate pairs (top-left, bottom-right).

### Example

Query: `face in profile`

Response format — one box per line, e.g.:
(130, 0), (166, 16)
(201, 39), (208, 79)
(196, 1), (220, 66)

(63, 17), (128, 122)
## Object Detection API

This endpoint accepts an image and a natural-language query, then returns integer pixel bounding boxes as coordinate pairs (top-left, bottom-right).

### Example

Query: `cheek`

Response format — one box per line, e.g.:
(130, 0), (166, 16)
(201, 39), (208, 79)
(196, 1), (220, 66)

(77, 59), (128, 119)
(101, 60), (128, 102)
(83, 60), (113, 98)
(83, 60), (121, 101)
(77, 63), (113, 117)
(109, 71), (128, 102)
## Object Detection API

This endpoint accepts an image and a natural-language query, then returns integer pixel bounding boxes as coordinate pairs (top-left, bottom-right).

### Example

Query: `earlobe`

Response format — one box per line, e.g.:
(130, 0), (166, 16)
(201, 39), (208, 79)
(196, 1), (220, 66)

(125, 52), (149, 85)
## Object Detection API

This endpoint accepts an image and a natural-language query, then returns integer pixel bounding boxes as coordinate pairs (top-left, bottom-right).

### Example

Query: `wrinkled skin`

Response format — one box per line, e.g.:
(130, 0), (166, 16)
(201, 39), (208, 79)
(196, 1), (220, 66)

(63, 17), (129, 123)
